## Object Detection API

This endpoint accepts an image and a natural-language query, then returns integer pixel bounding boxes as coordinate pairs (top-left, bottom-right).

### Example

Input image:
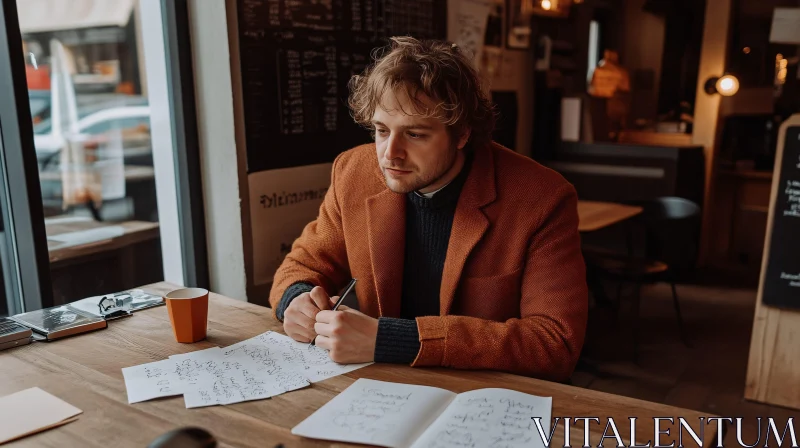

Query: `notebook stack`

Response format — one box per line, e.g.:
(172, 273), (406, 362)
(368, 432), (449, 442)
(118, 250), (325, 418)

(3, 289), (164, 345)
(0, 317), (33, 351)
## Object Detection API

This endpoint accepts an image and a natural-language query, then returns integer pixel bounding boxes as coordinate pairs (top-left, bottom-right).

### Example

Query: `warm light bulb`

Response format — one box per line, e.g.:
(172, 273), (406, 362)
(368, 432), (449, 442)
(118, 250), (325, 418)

(716, 75), (739, 96)
(542, 0), (552, 10)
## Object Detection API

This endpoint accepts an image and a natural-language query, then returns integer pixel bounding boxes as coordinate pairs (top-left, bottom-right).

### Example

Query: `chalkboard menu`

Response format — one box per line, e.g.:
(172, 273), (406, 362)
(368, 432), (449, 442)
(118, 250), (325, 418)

(237, 0), (447, 173)
(761, 123), (800, 309)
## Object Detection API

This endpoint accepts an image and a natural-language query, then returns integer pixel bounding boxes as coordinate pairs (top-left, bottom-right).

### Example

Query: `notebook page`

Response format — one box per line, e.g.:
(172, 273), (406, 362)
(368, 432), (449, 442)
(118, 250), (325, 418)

(291, 378), (456, 448)
(409, 388), (552, 448)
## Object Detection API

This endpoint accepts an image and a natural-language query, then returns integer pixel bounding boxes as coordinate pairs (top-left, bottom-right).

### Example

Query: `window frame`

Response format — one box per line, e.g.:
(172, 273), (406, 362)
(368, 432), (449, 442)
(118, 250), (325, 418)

(0, 1), (53, 314)
(0, 0), (208, 314)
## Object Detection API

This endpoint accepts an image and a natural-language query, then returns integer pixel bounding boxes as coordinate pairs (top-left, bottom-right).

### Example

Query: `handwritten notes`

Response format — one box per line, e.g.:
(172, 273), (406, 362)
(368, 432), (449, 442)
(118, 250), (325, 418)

(410, 389), (552, 448)
(122, 331), (371, 408)
(121, 359), (185, 404)
(292, 378), (456, 447)
(223, 331), (372, 382)
(446, 0), (492, 64)
(292, 379), (552, 448)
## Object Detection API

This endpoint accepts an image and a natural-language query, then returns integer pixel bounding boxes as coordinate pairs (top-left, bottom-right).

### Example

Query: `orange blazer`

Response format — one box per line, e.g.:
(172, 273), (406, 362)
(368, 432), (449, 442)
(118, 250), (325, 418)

(269, 142), (588, 381)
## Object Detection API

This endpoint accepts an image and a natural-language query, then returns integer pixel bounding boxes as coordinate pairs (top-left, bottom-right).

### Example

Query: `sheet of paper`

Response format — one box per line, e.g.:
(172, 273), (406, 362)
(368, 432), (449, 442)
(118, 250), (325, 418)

(122, 331), (368, 409)
(165, 345), (307, 408)
(123, 348), (241, 406)
(447, 0), (492, 65)
(169, 346), (222, 362)
(121, 358), (184, 404)
(292, 378), (456, 448)
(0, 387), (82, 444)
(410, 388), (552, 448)
(223, 331), (372, 382)
(178, 348), (310, 408)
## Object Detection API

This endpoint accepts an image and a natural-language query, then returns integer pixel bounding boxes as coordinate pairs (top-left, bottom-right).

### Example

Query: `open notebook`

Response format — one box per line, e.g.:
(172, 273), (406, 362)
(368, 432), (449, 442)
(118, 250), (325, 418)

(292, 378), (552, 448)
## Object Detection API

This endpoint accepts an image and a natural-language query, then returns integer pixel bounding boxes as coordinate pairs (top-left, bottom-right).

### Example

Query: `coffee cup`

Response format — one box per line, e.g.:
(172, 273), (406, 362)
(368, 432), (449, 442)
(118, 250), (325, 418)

(164, 288), (209, 343)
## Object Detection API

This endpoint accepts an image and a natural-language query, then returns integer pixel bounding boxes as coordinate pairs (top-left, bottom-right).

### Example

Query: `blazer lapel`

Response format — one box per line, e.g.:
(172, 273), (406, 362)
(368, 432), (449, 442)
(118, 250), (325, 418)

(366, 189), (406, 317)
(440, 145), (497, 315)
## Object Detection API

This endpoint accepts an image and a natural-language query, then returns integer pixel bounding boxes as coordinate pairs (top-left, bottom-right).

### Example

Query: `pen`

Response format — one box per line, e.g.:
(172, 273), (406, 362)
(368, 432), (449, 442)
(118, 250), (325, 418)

(310, 278), (357, 347)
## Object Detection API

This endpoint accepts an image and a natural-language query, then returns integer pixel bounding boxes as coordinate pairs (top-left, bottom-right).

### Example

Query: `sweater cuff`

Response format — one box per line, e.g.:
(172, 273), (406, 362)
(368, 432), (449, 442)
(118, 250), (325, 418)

(374, 318), (421, 364)
(276, 282), (314, 322)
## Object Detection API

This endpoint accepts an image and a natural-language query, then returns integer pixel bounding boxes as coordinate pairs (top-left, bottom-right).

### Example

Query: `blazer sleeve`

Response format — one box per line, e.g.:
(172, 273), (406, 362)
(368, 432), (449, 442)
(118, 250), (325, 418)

(268, 154), (351, 318)
(411, 184), (589, 382)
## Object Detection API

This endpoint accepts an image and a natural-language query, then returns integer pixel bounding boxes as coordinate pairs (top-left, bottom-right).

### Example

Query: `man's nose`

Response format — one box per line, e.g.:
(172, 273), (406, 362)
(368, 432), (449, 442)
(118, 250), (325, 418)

(384, 134), (405, 161)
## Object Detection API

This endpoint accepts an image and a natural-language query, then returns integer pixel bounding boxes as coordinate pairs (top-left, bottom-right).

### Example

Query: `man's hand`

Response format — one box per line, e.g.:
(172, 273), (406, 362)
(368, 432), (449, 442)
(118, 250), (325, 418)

(314, 301), (378, 364)
(283, 286), (331, 343)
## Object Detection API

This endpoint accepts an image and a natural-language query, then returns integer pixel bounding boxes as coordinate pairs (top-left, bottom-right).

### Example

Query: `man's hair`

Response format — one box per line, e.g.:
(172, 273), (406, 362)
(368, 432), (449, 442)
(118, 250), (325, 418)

(347, 36), (496, 147)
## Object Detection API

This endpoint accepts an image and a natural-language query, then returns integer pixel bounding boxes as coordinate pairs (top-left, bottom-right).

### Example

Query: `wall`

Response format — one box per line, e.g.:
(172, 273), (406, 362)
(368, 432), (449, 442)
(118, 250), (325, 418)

(187, 0), (249, 300)
(692, 0), (732, 265)
(488, 49), (535, 158)
(719, 86), (774, 116)
(622, 0), (665, 123)
(707, 88), (774, 273)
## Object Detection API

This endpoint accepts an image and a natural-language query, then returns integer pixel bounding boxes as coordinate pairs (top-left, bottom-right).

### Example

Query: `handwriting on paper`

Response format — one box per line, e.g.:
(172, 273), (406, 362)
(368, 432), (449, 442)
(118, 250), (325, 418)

(410, 390), (551, 448)
(224, 331), (372, 383)
(122, 331), (370, 409)
(177, 349), (310, 408)
(292, 378), (457, 447)
(331, 387), (414, 437)
(121, 359), (183, 404)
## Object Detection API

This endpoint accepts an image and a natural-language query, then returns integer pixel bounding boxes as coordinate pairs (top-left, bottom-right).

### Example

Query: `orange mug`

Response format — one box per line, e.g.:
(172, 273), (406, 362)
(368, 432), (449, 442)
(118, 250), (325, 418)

(165, 288), (209, 343)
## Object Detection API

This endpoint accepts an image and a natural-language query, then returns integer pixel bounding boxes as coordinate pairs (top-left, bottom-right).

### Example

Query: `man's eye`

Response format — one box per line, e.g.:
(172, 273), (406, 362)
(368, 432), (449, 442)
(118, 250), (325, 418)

(376, 129), (389, 136)
(407, 132), (423, 139)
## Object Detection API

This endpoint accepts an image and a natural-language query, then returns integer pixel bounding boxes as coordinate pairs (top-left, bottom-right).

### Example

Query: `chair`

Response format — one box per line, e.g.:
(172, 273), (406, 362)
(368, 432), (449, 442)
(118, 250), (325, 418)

(583, 197), (701, 361)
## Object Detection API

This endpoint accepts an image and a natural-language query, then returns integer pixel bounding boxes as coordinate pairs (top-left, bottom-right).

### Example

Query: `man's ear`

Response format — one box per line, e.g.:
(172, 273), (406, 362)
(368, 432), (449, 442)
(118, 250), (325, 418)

(457, 128), (471, 150)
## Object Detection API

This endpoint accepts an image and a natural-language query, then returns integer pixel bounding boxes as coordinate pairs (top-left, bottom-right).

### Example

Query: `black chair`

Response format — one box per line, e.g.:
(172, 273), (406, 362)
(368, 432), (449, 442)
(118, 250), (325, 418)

(583, 197), (701, 361)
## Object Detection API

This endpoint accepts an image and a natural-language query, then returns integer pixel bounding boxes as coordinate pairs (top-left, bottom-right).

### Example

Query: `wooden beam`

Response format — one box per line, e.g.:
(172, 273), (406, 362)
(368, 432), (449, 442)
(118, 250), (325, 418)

(691, 0), (732, 265)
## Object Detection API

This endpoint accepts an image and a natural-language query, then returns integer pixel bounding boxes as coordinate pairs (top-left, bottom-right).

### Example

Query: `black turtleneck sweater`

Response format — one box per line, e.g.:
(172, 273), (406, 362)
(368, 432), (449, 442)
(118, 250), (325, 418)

(276, 152), (471, 363)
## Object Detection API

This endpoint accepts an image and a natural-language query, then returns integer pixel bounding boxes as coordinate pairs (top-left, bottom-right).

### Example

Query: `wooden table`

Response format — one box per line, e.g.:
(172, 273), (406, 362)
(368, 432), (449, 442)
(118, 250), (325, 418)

(578, 200), (643, 232)
(0, 282), (723, 447)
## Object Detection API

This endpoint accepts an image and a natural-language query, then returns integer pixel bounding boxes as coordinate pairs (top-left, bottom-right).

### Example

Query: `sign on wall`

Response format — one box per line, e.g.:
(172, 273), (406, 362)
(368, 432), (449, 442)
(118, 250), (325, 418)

(760, 118), (800, 309)
(249, 163), (333, 285)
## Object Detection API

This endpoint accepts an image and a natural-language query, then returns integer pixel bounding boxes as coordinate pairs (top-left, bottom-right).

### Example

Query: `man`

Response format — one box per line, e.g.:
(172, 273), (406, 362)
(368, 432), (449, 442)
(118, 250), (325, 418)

(269, 37), (588, 382)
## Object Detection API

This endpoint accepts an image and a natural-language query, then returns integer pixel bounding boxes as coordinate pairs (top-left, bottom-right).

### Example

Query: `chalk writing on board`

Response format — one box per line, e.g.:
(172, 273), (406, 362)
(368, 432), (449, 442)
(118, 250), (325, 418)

(780, 272), (800, 288)
(785, 180), (800, 218)
(235, 0), (445, 172)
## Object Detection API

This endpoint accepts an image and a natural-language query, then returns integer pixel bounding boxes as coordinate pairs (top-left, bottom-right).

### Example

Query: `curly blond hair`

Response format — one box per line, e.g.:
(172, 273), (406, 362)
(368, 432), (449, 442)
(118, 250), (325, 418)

(347, 36), (496, 147)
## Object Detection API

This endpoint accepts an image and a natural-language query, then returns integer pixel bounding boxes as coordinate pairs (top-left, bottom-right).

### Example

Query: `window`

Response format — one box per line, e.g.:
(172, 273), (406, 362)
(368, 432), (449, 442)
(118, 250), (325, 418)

(587, 19), (601, 86)
(1, 0), (207, 315)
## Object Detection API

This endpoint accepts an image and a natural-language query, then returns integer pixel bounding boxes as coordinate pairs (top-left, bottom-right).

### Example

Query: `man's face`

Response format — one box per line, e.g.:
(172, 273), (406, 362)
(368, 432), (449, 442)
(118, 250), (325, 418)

(371, 90), (467, 194)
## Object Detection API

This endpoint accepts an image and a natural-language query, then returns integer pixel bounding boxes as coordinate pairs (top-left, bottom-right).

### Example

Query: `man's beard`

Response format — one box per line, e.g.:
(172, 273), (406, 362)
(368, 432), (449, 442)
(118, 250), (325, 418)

(383, 143), (459, 194)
